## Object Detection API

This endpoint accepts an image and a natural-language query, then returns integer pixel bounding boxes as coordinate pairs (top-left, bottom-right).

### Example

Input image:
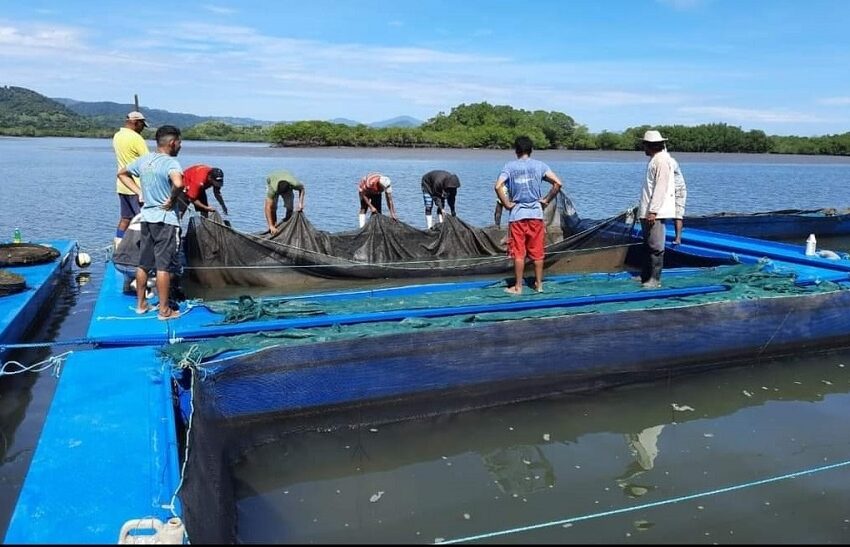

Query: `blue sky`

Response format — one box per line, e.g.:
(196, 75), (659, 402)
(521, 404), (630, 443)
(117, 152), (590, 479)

(1, 0), (849, 135)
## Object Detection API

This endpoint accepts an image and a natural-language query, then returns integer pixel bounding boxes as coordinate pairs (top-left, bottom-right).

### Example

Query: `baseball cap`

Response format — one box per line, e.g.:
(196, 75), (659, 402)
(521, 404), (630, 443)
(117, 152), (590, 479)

(127, 111), (147, 126)
(209, 168), (224, 187)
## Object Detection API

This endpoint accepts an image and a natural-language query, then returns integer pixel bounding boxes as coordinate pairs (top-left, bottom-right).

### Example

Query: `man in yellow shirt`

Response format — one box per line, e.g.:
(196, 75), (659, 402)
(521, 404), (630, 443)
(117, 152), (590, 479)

(112, 111), (149, 248)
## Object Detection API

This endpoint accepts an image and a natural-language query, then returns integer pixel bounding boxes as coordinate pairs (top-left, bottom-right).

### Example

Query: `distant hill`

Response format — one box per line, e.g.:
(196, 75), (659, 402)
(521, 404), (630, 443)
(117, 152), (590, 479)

(53, 98), (276, 129)
(0, 86), (108, 136)
(328, 116), (423, 128)
(329, 117), (363, 127)
(369, 115), (423, 128)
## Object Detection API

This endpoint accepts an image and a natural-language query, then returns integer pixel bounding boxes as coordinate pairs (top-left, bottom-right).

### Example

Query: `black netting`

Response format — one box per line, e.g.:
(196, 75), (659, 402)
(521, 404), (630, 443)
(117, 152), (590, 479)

(0, 243), (59, 267)
(0, 269), (26, 296)
(182, 191), (636, 291)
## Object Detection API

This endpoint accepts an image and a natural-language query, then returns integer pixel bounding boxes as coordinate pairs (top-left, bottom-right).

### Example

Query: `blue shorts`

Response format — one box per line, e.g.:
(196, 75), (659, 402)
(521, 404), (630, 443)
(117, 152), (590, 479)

(119, 194), (141, 220)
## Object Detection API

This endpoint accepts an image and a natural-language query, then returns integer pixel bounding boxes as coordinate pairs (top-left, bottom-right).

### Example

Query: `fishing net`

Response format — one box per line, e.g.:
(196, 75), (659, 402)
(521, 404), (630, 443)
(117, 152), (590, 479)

(0, 269), (26, 296)
(181, 191), (637, 291)
(169, 259), (849, 542)
(0, 243), (59, 267)
(684, 208), (850, 240)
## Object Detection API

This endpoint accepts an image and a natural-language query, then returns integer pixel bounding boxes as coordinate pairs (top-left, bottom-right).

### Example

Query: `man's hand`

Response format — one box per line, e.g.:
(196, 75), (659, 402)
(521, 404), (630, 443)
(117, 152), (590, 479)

(370, 207), (379, 215)
(162, 198), (173, 211)
(646, 212), (657, 226)
(268, 225), (278, 236)
(222, 207), (229, 216)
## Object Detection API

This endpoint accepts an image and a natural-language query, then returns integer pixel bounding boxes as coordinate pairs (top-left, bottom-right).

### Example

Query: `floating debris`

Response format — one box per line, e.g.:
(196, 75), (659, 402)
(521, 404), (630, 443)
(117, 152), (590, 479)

(703, 433), (714, 438)
(543, 433), (551, 441)
(634, 519), (654, 531)
(671, 403), (695, 412)
(821, 380), (833, 385)
(369, 491), (385, 503)
(742, 390), (753, 398)
(463, 513), (471, 520)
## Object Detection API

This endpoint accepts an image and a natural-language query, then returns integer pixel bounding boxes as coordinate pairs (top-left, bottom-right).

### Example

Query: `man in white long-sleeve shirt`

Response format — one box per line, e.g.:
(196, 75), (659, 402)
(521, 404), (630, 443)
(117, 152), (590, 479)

(638, 130), (676, 288)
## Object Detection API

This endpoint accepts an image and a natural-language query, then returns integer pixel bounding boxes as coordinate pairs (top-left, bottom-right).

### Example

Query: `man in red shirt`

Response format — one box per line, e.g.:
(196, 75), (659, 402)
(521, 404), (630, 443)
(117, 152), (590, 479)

(178, 164), (228, 218)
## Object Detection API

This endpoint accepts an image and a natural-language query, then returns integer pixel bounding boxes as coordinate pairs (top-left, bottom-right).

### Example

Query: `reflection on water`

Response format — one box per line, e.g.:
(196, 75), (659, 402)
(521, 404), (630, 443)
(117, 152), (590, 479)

(232, 350), (850, 543)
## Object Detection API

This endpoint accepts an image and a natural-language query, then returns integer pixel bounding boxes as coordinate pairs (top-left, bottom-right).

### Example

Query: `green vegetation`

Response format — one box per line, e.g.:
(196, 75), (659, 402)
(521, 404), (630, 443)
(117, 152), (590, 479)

(2, 86), (849, 155)
(0, 86), (112, 137)
(183, 121), (270, 142)
(268, 103), (850, 155)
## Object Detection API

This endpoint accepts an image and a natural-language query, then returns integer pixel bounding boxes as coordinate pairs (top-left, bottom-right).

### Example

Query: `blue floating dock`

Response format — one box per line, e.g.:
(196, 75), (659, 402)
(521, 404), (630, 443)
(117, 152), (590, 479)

(4, 346), (182, 544)
(11, 226), (850, 543)
(0, 240), (76, 360)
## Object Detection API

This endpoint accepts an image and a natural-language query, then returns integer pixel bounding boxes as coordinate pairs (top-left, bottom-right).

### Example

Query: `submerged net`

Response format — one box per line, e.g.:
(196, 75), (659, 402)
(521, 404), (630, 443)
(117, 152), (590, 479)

(181, 191), (637, 290)
(170, 260), (849, 542)
(0, 243), (59, 267)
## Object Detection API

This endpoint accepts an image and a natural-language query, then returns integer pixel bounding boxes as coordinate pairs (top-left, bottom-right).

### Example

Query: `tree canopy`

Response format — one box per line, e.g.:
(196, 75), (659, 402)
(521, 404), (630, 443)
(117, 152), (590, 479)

(1, 86), (848, 155)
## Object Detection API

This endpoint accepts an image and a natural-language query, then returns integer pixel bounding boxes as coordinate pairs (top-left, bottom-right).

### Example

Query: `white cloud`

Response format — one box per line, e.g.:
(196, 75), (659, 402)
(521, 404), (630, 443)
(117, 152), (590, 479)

(0, 18), (831, 131)
(202, 5), (237, 15)
(0, 23), (87, 50)
(819, 97), (850, 106)
(678, 106), (826, 124)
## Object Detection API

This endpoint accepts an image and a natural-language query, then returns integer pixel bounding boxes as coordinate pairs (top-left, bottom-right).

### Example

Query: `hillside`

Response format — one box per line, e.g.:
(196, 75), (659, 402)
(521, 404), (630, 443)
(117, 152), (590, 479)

(54, 98), (275, 129)
(0, 86), (108, 136)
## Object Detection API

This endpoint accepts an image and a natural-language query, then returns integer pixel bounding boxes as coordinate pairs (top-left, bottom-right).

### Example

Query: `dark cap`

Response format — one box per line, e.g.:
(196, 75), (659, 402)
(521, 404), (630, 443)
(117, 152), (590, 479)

(208, 167), (224, 187)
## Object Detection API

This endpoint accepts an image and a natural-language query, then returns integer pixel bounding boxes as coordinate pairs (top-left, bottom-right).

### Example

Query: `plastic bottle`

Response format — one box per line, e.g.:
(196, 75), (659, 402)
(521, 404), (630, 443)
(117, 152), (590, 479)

(805, 233), (817, 256)
(12, 227), (21, 244)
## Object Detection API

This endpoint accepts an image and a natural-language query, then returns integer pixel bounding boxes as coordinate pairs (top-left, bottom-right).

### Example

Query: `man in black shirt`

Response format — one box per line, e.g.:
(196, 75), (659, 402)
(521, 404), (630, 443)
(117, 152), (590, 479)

(421, 170), (461, 228)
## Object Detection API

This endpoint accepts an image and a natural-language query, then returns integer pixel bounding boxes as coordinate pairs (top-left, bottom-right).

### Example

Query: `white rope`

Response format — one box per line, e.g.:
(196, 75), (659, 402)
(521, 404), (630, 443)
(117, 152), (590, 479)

(0, 351), (72, 377)
(167, 344), (201, 520)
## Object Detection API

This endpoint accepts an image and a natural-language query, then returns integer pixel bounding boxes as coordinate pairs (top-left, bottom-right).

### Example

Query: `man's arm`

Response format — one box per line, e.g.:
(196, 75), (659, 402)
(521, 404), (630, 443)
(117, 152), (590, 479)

(541, 170), (563, 206)
(162, 171), (184, 210)
(360, 190), (379, 214)
(264, 197), (278, 233)
(494, 176), (514, 209)
(213, 187), (228, 215)
(192, 197), (215, 213)
(297, 188), (305, 211)
(117, 168), (142, 197)
(386, 192), (397, 219)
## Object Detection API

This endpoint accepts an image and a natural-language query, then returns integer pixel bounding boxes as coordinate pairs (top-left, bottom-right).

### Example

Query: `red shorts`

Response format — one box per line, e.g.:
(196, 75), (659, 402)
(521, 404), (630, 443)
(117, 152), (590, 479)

(507, 219), (545, 261)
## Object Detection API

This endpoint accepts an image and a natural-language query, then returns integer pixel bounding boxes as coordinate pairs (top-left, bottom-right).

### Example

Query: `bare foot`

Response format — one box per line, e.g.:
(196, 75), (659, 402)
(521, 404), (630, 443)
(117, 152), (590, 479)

(534, 283), (544, 293)
(504, 286), (522, 295)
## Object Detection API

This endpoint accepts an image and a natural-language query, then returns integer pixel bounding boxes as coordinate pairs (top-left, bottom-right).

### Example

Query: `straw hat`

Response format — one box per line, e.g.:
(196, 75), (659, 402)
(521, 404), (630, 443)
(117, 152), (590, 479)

(641, 130), (667, 143)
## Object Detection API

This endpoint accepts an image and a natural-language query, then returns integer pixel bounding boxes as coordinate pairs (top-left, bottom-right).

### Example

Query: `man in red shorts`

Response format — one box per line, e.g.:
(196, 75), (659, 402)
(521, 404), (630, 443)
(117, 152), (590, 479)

(178, 164), (228, 218)
(494, 136), (563, 294)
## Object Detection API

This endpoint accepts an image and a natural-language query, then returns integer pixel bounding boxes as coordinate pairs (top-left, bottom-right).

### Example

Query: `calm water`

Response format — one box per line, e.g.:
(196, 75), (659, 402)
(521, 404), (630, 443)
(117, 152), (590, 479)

(1, 137), (850, 542)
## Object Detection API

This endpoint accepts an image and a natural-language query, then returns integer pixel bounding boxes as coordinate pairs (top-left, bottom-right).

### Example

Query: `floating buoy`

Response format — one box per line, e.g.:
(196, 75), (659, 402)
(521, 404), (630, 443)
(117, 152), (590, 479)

(75, 252), (91, 268)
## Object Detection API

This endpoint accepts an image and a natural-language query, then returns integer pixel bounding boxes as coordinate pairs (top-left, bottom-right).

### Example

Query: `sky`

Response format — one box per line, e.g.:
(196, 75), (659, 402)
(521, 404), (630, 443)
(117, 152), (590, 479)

(1, 0), (849, 136)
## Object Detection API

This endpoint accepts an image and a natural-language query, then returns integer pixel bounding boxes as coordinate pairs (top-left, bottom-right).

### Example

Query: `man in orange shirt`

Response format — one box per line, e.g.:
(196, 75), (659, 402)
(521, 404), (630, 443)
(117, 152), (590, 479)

(177, 164), (228, 218)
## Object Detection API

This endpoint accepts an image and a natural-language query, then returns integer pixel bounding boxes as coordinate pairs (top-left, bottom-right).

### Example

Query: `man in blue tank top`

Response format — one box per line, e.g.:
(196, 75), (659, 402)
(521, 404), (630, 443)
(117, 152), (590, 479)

(494, 136), (563, 294)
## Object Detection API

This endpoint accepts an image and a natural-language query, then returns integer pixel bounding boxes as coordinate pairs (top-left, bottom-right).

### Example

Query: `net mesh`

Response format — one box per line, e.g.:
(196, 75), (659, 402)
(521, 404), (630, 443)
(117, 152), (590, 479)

(0, 269), (26, 296)
(170, 260), (849, 543)
(0, 243), (60, 267)
(180, 191), (637, 291)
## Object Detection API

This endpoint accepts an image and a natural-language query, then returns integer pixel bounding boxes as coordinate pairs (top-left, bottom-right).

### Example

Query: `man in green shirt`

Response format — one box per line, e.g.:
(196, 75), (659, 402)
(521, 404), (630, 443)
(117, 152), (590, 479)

(265, 170), (306, 234)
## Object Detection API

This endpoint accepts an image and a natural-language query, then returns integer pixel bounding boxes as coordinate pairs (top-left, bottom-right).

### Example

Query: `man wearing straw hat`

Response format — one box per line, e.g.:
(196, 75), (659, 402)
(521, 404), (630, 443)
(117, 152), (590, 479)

(638, 130), (676, 288)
